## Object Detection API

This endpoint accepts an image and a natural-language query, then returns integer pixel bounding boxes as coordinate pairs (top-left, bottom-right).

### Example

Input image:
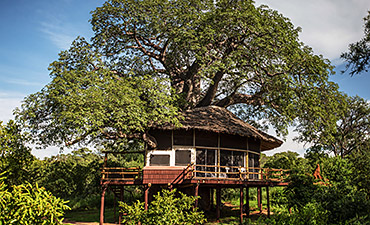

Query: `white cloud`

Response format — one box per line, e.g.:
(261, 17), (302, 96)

(40, 21), (76, 50)
(254, 0), (370, 61)
(0, 96), (22, 123)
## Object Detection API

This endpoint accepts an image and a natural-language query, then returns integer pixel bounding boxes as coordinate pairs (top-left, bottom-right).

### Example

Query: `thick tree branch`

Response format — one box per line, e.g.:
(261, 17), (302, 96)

(197, 70), (224, 107)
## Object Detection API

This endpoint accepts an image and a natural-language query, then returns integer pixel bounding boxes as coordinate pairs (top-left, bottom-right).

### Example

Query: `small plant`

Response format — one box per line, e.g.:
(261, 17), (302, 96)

(0, 175), (70, 224)
(119, 188), (206, 225)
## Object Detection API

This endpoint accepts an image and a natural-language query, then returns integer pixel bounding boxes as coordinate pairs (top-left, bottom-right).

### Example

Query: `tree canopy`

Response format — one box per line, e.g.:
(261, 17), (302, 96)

(297, 95), (370, 158)
(16, 0), (343, 148)
(342, 11), (370, 75)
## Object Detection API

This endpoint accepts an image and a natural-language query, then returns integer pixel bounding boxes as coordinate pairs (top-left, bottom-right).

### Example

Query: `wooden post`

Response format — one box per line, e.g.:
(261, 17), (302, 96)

(104, 153), (108, 167)
(246, 186), (250, 217)
(267, 186), (270, 217)
(100, 185), (108, 225)
(257, 187), (262, 213)
(194, 183), (200, 208)
(216, 187), (221, 222)
(145, 184), (151, 211)
(240, 186), (244, 224)
(119, 186), (124, 225)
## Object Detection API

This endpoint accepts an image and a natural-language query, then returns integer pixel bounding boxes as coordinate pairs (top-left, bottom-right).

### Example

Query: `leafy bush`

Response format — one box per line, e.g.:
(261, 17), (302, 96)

(0, 175), (70, 224)
(264, 203), (329, 225)
(0, 120), (35, 186)
(119, 189), (206, 225)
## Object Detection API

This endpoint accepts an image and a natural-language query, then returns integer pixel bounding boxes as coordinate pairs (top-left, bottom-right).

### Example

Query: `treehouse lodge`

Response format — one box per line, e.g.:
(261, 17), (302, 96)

(100, 106), (289, 224)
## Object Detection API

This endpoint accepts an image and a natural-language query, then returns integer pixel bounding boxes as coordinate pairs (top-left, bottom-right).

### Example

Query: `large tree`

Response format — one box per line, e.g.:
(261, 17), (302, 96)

(17, 0), (343, 148)
(342, 11), (370, 75)
(297, 96), (370, 158)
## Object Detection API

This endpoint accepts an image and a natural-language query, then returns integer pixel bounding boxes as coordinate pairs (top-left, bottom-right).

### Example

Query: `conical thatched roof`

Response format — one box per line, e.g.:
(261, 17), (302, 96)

(157, 106), (283, 151)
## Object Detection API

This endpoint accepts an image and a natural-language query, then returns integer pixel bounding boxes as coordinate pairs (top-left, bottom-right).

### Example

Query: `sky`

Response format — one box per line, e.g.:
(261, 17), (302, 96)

(0, 0), (369, 158)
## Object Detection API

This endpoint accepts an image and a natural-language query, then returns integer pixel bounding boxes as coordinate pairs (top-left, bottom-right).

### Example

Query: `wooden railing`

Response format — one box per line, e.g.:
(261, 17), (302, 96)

(101, 167), (142, 181)
(192, 165), (289, 182)
(101, 164), (289, 183)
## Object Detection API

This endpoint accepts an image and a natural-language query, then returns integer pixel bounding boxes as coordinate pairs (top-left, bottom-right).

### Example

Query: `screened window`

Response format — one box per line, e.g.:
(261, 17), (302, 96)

(196, 149), (217, 177)
(173, 130), (193, 146)
(248, 153), (260, 179)
(220, 150), (245, 167)
(220, 134), (247, 149)
(248, 138), (261, 152)
(150, 155), (170, 166)
(175, 150), (191, 166)
(195, 130), (218, 147)
(149, 130), (172, 150)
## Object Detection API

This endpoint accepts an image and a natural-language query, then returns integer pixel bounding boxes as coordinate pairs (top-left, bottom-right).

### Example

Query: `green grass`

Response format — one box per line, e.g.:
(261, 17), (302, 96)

(64, 207), (117, 223)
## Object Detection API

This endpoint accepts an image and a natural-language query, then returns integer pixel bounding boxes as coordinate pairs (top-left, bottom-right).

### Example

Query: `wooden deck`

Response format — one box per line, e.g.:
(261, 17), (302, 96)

(101, 164), (289, 186)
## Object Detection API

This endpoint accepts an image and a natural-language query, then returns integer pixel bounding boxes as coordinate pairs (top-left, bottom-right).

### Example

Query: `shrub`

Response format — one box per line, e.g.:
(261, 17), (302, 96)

(0, 176), (70, 224)
(119, 189), (206, 225)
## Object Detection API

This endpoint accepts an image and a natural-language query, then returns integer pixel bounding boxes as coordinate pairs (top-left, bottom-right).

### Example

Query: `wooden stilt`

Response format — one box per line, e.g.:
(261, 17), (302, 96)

(194, 183), (200, 208)
(119, 186), (124, 225)
(257, 187), (262, 213)
(240, 186), (244, 224)
(246, 186), (250, 217)
(144, 184), (151, 211)
(216, 187), (221, 222)
(100, 185), (108, 225)
(267, 186), (270, 217)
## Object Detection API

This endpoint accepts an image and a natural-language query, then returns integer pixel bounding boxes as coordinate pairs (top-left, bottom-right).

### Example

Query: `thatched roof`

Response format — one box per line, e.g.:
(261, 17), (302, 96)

(157, 106), (283, 151)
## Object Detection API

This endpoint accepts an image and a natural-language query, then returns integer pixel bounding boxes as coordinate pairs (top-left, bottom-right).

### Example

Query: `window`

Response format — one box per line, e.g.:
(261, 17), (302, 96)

(220, 150), (245, 167)
(248, 153), (260, 179)
(196, 149), (217, 177)
(248, 138), (261, 152)
(220, 134), (247, 149)
(149, 130), (172, 150)
(175, 150), (191, 166)
(150, 155), (170, 166)
(173, 130), (193, 146)
(195, 130), (218, 147)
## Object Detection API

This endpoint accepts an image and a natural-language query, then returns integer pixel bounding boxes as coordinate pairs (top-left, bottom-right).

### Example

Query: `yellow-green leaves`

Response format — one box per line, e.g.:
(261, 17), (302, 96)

(0, 176), (70, 225)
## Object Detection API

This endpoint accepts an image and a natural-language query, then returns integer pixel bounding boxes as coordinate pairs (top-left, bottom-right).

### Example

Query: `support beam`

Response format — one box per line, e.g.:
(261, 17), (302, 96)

(267, 186), (270, 217)
(145, 184), (151, 211)
(257, 187), (262, 213)
(216, 187), (221, 222)
(246, 186), (250, 217)
(100, 185), (108, 225)
(240, 186), (244, 224)
(194, 183), (200, 208)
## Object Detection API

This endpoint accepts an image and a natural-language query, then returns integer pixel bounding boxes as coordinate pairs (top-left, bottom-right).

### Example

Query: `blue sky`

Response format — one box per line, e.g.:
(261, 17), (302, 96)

(0, 0), (369, 157)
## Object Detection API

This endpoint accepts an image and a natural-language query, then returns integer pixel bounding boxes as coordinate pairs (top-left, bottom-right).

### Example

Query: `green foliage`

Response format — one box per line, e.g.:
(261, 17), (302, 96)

(265, 203), (329, 225)
(16, 0), (345, 149)
(16, 37), (179, 149)
(0, 175), (70, 225)
(0, 120), (35, 186)
(280, 156), (370, 224)
(342, 11), (370, 75)
(263, 151), (308, 170)
(119, 189), (206, 225)
(34, 149), (103, 200)
(319, 157), (370, 223)
(349, 150), (370, 197)
(298, 96), (370, 157)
